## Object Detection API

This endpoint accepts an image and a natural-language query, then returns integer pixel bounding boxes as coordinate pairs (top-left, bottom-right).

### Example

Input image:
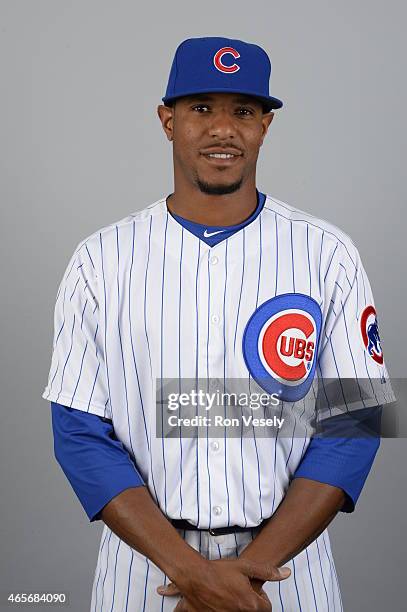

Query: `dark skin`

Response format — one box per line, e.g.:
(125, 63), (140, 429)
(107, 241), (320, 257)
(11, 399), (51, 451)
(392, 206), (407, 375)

(100, 93), (346, 611)
(157, 93), (274, 225)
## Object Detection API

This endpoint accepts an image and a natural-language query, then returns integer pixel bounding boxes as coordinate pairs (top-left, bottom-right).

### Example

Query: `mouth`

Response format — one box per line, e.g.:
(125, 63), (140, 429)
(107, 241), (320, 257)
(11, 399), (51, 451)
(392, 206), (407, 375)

(200, 148), (243, 166)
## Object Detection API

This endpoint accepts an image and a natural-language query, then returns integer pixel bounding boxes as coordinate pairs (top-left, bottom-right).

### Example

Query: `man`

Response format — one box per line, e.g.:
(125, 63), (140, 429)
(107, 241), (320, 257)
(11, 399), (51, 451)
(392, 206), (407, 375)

(43, 37), (395, 611)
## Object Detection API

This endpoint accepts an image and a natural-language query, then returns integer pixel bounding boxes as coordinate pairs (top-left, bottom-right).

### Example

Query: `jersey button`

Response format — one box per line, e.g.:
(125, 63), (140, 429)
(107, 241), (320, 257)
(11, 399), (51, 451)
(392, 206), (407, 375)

(210, 440), (220, 452)
(209, 256), (219, 266)
(213, 505), (222, 516)
(211, 314), (220, 324)
(210, 378), (219, 391)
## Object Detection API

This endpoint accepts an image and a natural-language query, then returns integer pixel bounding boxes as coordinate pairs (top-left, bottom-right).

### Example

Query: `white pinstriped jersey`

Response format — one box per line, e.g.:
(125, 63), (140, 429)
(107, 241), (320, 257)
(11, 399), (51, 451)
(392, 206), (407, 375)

(42, 194), (395, 611)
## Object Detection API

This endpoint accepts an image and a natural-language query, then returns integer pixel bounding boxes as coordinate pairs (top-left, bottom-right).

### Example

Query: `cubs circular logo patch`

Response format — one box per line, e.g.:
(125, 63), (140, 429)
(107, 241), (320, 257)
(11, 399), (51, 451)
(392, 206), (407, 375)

(243, 294), (322, 401)
(360, 305), (383, 365)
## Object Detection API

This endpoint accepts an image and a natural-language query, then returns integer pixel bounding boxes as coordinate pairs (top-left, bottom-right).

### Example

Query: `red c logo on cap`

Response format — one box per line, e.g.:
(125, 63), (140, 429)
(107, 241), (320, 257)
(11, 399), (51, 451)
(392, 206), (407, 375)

(213, 47), (240, 73)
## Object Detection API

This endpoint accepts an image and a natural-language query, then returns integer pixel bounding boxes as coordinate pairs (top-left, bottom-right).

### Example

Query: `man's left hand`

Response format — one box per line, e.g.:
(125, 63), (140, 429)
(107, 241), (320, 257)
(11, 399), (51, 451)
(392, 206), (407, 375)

(157, 576), (270, 611)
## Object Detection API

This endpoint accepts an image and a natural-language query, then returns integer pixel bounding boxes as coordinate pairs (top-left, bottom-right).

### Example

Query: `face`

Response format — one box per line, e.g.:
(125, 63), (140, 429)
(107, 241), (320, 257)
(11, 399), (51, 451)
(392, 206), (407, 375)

(157, 93), (274, 195)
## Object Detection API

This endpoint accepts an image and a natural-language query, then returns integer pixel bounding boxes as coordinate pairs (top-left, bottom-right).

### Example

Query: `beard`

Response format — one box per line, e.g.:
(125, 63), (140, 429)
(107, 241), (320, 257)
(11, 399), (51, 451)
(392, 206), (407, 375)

(195, 176), (243, 196)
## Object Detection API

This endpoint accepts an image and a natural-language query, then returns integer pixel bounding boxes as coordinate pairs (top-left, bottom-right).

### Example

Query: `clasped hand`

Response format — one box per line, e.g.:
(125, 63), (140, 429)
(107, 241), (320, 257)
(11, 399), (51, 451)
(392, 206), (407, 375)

(156, 557), (290, 611)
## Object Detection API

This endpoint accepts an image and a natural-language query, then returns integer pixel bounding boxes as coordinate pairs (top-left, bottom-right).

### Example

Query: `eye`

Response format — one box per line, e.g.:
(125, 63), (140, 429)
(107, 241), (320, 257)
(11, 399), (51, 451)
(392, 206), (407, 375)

(192, 104), (210, 113)
(236, 107), (254, 116)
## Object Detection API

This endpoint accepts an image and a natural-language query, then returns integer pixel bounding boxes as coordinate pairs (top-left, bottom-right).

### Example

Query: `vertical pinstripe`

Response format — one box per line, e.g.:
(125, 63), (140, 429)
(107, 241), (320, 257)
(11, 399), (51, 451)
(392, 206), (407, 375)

(178, 227), (184, 516)
(195, 240), (201, 526)
(316, 536), (331, 609)
(160, 213), (169, 514)
(56, 314), (76, 404)
(292, 557), (303, 611)
(129, 221), (150, 453)
(124, 551), (134, 612)
(233, 229), (245, 353)
(141, 559), (149, 611)
(222, 240), (231, 526)
(99, 530), (112, 611)
(99, 232), (113, 421)
(116, 226), (135, 456)
(247, 215), (264, 519)
(144, 217), (154, 384)
(109, 539), (121, 611)
(206, 251), (213, 530)
(305, 548), (319, 611)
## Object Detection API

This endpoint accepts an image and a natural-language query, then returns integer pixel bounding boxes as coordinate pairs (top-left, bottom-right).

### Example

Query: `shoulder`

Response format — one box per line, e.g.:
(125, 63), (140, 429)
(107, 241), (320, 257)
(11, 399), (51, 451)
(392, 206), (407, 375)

(263, 193), (361, 272)
(68, 197), (168, 265)
(56, 198), (167, 291)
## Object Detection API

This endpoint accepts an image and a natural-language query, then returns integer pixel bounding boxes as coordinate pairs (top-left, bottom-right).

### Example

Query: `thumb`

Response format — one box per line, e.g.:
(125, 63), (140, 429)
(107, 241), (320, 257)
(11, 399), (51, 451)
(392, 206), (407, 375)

(156, 582), (181, 596)
(238, 558), (291, 582)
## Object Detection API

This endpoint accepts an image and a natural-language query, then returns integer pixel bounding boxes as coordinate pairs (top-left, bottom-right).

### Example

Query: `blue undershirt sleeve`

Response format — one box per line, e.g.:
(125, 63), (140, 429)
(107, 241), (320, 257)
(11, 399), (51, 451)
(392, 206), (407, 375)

(51, 399), (381, 520)
(293, 406), (382, 512)
(50, 401), (145, 522)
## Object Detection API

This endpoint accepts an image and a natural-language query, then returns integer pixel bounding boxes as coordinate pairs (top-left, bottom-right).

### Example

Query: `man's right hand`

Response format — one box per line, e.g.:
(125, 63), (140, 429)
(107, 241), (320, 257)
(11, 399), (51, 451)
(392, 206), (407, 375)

(157, 557), (290, 611)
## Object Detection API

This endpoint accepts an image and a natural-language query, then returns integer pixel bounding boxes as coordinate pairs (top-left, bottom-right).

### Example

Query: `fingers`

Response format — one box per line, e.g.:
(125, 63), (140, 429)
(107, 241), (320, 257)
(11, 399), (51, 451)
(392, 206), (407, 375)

(157, 582), (200, 612)
(157, 560), (286, 610)
(173, 598), (187, 611)
(157, 583), (201, 612)
(251, 591), (273, 611)
(238, 558), (291, 582)
(251, 578), (265, 591)
(174, 596), (201, 612)
(259, 588), (271, 604)
(157, 582), (181, 596)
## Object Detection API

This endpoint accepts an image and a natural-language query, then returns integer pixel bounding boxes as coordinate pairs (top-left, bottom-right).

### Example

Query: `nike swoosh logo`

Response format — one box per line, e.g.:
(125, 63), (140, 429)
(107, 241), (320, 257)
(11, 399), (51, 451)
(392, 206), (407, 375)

(203, 229), (226, 237)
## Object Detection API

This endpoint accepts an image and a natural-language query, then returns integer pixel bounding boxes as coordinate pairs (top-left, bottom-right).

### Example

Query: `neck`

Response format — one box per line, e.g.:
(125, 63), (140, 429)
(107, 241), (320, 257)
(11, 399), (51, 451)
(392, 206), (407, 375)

(166, 178), (258, 227)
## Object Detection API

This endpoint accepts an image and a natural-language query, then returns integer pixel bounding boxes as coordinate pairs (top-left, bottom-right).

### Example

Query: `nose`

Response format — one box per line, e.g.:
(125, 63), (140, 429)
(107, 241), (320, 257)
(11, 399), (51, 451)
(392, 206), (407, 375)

(208, 109), (237, 139)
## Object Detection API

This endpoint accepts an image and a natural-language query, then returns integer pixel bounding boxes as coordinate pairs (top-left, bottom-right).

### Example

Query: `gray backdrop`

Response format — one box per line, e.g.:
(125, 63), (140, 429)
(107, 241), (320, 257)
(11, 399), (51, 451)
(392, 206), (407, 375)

(0, 1), (405, 610)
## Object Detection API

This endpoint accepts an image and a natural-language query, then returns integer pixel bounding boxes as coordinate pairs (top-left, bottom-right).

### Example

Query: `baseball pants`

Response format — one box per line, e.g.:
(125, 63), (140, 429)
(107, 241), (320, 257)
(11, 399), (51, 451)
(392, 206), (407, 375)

(90, 524), (343, 611)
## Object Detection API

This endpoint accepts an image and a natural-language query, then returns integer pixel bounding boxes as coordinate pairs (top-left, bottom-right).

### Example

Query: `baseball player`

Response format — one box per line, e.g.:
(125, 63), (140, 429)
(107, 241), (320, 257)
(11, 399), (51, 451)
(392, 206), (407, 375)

(42, 37), (395, 611)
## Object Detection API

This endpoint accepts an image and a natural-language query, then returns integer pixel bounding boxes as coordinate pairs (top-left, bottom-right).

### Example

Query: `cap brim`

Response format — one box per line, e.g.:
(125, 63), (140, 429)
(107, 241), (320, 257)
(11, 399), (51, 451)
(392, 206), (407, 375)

(162, 88), (283, 111)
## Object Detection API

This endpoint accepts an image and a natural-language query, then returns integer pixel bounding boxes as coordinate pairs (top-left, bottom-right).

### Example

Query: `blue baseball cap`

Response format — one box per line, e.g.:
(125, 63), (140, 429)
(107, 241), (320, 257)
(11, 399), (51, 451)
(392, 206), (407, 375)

(162, 37), (283, 111)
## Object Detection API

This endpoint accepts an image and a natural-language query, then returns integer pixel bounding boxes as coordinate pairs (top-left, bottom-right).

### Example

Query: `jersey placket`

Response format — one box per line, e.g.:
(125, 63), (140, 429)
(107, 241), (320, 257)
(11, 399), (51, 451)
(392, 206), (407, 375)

(195, 241), (230, 529)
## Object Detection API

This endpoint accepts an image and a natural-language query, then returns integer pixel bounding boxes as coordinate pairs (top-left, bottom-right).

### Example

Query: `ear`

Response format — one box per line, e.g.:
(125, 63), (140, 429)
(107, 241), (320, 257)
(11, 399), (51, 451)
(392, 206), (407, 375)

(260, 112), (275, 146)
(157, 104), (174, 142)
